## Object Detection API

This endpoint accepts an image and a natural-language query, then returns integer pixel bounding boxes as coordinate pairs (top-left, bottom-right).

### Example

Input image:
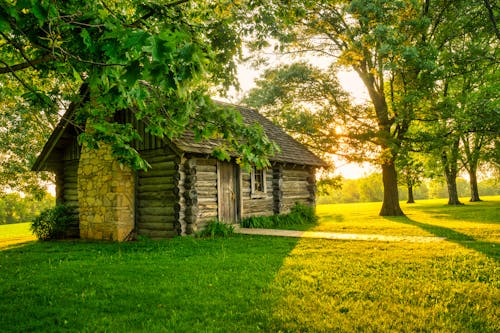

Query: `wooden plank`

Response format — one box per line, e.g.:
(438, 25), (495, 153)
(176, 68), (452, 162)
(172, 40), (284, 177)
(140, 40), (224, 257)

(138, 229), (177, 239)
(138, 177), (173, 186)
(137, 183), (175, 193)
(137, 192), (176, 200)
(282, 170), (310, 178)
(137, 200), (174, 208)
(139, 169), (177, 178)
(196, 165), (217, 173)
(137, 222), (175, 231)
(137, 215), (176, 223)
(138, 206), (175, 216)
(194, 158), (217, 166)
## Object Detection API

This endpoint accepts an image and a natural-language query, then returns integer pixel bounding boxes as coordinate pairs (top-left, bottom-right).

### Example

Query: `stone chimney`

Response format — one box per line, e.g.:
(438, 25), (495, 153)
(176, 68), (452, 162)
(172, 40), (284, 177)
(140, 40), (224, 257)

(77, 144), (135, 241)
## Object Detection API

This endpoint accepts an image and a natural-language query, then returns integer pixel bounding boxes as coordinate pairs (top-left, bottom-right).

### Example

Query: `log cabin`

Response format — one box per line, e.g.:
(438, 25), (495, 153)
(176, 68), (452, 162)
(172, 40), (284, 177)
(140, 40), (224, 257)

(32, 102), (326, 241)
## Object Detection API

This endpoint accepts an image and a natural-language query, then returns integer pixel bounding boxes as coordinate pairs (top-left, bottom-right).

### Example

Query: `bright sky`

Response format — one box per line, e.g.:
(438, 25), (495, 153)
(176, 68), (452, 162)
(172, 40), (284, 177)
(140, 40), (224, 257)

(224, 55), (375, 179)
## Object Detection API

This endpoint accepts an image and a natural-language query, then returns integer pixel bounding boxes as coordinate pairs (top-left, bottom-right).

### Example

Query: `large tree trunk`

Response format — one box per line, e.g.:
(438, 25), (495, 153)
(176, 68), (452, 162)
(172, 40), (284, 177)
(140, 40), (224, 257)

(445, 171), (462, 205)
(442, 139), (463, 205)
(468, 166), (481, 202)
(380, 162), (405, 216)
(407, 184), (415, 204)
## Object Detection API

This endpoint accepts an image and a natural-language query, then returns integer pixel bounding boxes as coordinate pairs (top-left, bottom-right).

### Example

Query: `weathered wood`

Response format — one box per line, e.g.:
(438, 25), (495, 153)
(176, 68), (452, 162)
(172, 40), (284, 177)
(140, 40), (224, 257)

(141, 150), (174, 160)
(137, 200), (174, 208)
(282, 170), (311, 178)
(194, 158), (217, 166)
(137, 215), (176, 223)
(195, 179), (217, 188)
(138, 176), (173, 186)
(282, 176), (309, 182)
(137, 192), (176, 201)
(139, 169), (177, 178)
(147, 161), (176, 169)
(63, 194), (78, 202)
(138, 229), (177, 239)
(137, 222), (175, 231)
(196, 165), (217, 173)
(138, 206), (175, 216)
(282, 181), (309, 191)
(137, 183), (175, 193)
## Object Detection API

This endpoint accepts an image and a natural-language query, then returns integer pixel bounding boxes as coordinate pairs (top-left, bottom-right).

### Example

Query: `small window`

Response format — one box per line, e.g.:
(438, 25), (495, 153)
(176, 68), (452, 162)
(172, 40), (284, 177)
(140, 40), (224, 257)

(251, 167), (266, 196)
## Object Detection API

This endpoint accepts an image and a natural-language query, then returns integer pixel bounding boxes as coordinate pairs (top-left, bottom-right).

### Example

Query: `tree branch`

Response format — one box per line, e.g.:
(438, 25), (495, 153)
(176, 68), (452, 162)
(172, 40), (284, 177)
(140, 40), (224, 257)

(0, 54), (54, 74)
(484, 0), (500, 40)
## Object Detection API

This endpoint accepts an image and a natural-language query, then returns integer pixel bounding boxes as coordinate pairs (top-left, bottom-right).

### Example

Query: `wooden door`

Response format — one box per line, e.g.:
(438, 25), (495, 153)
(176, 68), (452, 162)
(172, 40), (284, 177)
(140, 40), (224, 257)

(218, 162), (239, 223)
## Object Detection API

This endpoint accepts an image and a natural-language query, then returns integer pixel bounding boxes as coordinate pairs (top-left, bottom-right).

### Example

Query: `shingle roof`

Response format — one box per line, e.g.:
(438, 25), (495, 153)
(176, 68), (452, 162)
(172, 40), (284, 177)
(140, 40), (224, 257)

(33, 100), (326, 171)
(173, 102), (326, 167)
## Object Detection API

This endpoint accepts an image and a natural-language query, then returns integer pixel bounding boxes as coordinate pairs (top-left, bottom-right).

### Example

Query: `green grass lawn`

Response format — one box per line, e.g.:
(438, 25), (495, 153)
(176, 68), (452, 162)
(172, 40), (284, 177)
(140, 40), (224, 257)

(1, 198), (499, 332)
(0, 222), (36, 249)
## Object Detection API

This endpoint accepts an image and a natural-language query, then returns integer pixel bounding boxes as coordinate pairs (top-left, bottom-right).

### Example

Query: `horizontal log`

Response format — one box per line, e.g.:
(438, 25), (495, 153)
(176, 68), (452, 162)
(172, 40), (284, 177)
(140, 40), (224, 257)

(193, 158), (217, 166)
(198, 195), (217, 202)
(138, 177), (174, 186)
(195, 180), (217, 188)
(147, 161), (176, 170)
(138, 206), (175, 216)
(196, 188), (217, 197)
(64, 188), (78, 196)
(282, 190), (312, 198)
(282, 182), (309, 191)
(137, 200), (174, 208)
(282, 176), (310, 182)
(64, 176), (78, 183)
(282, 170), (311, 178)
(137, 183), (175, 193)
(137, 222), (175, 231)
(137, 229), (177, 239)
(63, 183), (78, 190)
(196, 165), (217, 173)
(137, 215), (176, 223)
(198, 203), (218, 211)
(64, 194), (78, 202)
(137, 192), (176, 201)
(143, 154), (178, 164)
(139, 169), (177, 178)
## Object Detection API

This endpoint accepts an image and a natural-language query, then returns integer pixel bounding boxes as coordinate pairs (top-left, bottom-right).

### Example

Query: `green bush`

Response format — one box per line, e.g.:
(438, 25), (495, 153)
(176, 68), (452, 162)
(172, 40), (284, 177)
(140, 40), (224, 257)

(241, 203), (318, 228)
(31, 205), (73, 240)
(197, 220), (235, 238)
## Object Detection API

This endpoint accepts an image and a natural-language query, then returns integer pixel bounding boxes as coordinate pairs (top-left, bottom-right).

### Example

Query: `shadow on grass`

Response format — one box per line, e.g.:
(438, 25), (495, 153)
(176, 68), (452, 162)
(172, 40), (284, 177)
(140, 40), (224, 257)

(385, 216), (499, 263)
(0, 235), (300, 332)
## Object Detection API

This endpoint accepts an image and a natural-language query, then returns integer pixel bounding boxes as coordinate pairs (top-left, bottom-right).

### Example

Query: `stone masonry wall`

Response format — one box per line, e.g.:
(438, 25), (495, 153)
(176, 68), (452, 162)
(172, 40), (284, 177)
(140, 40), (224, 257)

(77, 144), (135, 241)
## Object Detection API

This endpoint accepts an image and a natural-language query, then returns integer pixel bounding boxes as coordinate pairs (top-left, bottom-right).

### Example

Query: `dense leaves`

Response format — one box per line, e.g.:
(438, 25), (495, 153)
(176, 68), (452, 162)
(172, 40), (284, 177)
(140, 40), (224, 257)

(0, 0), (276, 194)
(241, 0), (499, 213)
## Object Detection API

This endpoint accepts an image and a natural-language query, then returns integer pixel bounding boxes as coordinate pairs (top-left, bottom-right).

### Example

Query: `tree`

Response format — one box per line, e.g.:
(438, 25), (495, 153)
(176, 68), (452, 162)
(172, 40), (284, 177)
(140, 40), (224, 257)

(396, 151), (425, 204)
(0, 0), (276, 192)
(243, 0), (464, 215)
(0, 67), (63, 195)
(242, 62), (351, 161)
(417, 0), (499, 205)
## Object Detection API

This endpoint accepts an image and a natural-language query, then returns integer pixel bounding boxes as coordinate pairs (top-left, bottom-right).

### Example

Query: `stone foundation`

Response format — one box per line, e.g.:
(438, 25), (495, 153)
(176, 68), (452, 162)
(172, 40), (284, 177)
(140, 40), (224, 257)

(77, 144), (135, 241)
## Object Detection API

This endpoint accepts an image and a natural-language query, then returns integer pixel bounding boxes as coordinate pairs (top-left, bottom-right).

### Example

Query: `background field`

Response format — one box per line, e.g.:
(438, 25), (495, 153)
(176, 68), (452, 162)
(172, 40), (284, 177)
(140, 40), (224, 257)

(1, 197), (498, 332)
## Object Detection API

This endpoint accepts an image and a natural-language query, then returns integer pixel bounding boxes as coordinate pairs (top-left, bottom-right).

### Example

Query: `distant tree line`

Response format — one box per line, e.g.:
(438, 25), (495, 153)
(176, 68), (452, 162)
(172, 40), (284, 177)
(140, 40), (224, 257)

(0, 192), (54, 225)
(318, 173), (500, 205)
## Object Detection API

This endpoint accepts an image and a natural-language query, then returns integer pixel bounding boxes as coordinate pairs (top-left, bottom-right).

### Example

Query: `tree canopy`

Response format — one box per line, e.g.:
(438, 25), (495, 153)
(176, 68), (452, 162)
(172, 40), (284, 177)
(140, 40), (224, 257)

(241, 0), (499, 214)
(0, 0), (276, 195)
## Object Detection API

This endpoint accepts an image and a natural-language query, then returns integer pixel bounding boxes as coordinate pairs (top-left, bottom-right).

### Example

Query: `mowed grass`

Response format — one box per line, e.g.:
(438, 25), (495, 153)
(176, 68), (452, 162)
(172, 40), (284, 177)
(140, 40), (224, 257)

(1, 198), (499, 332)
(0, 222), (36, 249)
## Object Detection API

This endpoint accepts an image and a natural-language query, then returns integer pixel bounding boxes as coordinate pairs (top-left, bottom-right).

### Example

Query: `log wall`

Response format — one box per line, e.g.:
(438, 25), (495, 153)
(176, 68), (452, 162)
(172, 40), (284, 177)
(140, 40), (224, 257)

(193, 158), (218, 231)
(241, 169), (274, 218)
(59, 160), (80, 237)
(136, 147), (179, 239)
(280, 166), (315, 213)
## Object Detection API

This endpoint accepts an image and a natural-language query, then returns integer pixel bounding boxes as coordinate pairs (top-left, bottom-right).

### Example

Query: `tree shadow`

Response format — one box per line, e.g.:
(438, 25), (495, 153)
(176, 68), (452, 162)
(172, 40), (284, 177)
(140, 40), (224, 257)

(385, 216), (499, 263)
